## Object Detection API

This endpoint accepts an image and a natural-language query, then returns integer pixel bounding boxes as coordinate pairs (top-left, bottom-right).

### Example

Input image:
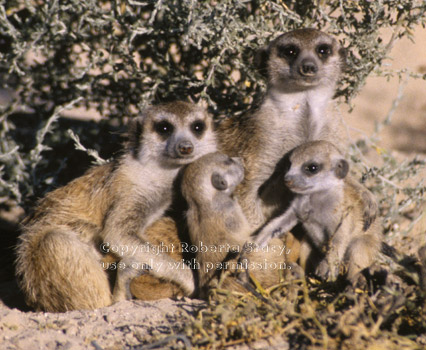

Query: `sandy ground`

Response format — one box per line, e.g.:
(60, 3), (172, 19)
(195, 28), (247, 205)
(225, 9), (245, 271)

(0, 299), (204, 350)
(0, 26), (425, 350)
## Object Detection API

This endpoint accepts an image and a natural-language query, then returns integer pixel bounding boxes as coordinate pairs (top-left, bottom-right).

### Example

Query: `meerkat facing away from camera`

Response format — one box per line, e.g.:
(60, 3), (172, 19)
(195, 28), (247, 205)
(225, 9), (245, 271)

(181, 152), (287, 296)
(16, 101), (217, 312)
(218, 28), (377, 231)
(255, 141), (382, 283)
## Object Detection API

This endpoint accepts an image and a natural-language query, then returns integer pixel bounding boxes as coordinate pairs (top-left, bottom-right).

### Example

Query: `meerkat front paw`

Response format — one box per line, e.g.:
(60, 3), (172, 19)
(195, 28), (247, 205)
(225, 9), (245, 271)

(296, 207), (312, 222)
(295, 195), (312, 222)
(361, 190), (378, 231)
(315, 260), (330, 281)
(113, 259), (151, 302)
(316, 259), (342, 282)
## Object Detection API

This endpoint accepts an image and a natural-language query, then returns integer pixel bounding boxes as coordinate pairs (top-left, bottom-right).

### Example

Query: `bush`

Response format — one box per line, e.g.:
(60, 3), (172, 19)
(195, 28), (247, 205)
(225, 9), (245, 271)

(1, 0), (425, 212)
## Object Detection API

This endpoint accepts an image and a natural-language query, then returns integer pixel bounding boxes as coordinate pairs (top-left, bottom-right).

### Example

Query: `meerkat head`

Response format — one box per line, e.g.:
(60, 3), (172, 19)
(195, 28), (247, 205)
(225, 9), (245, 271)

(284, 140), (349, 194)
(256, 28), (345, 92)
(182, 152), (244, 204)
(127, 101), (217, 167)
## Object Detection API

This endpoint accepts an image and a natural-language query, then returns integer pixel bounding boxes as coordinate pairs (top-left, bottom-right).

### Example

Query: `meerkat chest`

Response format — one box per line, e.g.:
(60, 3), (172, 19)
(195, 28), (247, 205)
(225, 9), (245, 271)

(302, 192), (342, 231)
(264, 88), (334, 145)
(117, 158), (179, 224)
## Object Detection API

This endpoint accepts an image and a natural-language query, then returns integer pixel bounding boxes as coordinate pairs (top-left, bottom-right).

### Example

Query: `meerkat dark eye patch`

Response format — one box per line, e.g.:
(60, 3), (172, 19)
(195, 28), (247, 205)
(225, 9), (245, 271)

(334, 159), (349, 179)
(128, 117), (144, 158)
(211, 172), (228, 191)
(302, 162), (322, 176)
(153, 120), (174, 138)
(316, 44), (332, 59)
(278, 44), (299, 59)
(190, 120), (206, 137)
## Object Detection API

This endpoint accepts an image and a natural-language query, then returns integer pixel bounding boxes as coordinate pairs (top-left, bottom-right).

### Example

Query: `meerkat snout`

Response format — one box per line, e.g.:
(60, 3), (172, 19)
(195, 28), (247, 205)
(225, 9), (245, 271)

(284, 177), (294, 188)
(176, 140), (194, 156)
(299, 58), (318, 76)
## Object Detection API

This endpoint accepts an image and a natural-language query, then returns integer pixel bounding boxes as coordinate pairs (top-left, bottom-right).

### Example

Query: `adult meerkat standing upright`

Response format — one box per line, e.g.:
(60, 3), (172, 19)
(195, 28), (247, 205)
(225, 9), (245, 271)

(16, 101), (217, 312)
(218, 28), (377, 230)
(254, 141), (382, 283)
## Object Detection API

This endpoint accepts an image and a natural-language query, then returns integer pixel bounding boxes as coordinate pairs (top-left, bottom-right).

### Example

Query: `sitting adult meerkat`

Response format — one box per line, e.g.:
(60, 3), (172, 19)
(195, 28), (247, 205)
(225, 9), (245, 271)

(16, 101), (217, 312)
(254, 141), (382, 283)
(218, 28), (377, 231)
(181, 152), (288, 297)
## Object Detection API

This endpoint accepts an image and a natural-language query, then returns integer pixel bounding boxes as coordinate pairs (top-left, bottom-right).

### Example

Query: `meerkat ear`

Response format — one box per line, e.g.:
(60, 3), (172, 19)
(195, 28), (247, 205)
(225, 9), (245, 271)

(254, 45), (270, 77)
(334, 159), (349, 179)
(127, 115), (145, 158)
(211, 172), (228, 191)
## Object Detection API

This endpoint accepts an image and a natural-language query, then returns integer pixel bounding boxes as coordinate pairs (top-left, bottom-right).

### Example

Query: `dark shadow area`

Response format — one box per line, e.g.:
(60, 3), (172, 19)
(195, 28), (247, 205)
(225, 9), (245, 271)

(0, 114), (125, 312)
(7, 112), (125, 210)
(0, 217), (33, 311)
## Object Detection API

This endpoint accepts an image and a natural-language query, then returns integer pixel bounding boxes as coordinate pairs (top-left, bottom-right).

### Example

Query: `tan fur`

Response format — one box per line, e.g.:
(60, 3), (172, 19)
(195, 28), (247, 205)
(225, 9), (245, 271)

(181, 152), (288, 297)
(255, 141), (382, 283)
(218, 28), (348, 229)
(130, 218), (187, 300)
(16, 102), (217, 312)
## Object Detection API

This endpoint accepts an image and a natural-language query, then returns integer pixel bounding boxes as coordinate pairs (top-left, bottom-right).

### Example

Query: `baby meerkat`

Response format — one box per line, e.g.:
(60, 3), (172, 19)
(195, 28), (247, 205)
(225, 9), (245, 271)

(181, 152), (287, 296)
(255, 141), (382, 283)
(218, 28), (377, 230)
(16, 101), (217, 312)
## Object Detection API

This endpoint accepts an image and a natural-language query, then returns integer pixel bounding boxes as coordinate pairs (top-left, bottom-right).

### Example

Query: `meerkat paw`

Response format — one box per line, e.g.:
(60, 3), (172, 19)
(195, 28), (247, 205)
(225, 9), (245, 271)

(361, 190), (378, 231)
(296, 196), (312, 222)
(236, 244), (251, 284)
(316, 259), (341, 282)
(347, 271), (368, 290)
(113, 261), (150, 302)
(315, 260), (331, 281)
(286, 262), (305, 280)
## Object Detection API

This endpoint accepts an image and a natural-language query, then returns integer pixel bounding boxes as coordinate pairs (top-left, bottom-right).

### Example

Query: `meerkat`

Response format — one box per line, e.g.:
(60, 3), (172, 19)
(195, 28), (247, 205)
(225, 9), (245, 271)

(129, 29), (378, 299)
(181, 152), (287, 297)
(218, 28), (377, 232)
(15, 101), (217, 312)
(254, 141), (382, 283)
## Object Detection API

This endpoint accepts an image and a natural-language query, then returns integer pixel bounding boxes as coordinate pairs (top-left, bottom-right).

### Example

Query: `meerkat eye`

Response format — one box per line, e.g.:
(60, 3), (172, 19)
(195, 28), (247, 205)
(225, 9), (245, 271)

(190, 120), (206, 136)
(278, 44), (299, 59)
(224, 157), (234, 165)
(317, 44), (332, 58)
(154, 121), (174, 137)
(303, 162), (322, 176)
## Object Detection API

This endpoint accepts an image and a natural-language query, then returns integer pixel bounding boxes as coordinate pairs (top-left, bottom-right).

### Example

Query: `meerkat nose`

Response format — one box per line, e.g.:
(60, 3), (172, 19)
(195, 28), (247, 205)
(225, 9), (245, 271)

(299, 60), (318, 76)
(284, 175), (294, 187)
(177, 140), (194, 155)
